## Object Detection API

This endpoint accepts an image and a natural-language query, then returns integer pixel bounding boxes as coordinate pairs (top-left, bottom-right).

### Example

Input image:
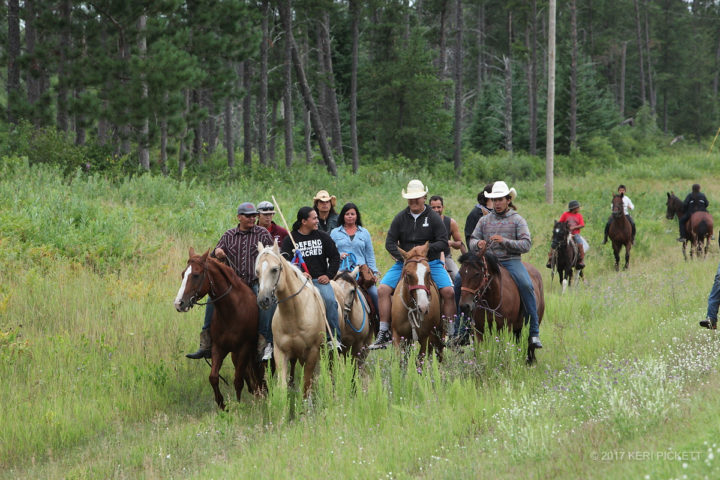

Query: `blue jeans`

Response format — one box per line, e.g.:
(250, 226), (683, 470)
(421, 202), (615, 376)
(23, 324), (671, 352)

(453, 271), (471, 337)
(201, 284), (276, 343)
(706, 261), (720, 321)
(314, 279), (341, 339)
(498, 259), (540, 337)
(367, 284), (379, 313)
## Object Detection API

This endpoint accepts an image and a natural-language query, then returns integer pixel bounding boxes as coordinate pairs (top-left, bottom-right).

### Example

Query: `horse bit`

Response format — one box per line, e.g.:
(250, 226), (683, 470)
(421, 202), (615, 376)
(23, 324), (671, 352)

(459, 255), (504, 319)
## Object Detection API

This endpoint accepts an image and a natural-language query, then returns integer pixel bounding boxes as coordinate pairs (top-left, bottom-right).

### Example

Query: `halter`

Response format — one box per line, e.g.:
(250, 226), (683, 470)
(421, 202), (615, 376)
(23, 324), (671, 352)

(341, 284), (367, 333)
(191, 259), (233, 307)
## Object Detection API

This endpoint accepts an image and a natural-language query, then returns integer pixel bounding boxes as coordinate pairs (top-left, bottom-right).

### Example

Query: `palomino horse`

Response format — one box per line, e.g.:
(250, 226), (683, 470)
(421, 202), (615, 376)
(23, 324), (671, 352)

(458, 244), (545, 364)
(331, 268), (373, 362)
(255, 241), (325, 397)
(609, 193), (632, 270)
(549, 220), (584, 293)
(174, 248), (263, 409)
(666, 192), (714, 260)
(391, 242), (444, 366)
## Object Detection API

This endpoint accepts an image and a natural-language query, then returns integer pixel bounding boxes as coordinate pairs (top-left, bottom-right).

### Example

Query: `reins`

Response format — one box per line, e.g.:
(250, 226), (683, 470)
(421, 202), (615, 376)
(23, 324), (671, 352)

(191, 259), (234, 307)
(460, 255), (504, 319)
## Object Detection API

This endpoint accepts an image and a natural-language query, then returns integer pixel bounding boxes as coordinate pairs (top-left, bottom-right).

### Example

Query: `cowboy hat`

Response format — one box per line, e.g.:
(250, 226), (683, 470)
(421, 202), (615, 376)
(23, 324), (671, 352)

(402, 179), (429, 199)
(313, 190), (337, 207)
(484, 181), (517, 200)
(568, 200), (581, 210)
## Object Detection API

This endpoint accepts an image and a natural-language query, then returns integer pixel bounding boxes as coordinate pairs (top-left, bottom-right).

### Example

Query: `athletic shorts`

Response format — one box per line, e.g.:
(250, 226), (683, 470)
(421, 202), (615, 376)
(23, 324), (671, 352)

(380, 259), (453, 289)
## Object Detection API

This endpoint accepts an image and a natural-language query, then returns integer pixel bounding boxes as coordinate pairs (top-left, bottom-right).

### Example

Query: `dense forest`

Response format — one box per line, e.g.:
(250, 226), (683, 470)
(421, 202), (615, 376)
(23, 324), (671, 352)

(2, 0), (720, 175)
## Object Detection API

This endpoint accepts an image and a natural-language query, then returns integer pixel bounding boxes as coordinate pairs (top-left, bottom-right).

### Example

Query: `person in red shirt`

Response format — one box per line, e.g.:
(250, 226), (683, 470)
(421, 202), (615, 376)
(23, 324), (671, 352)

(546, 200), (586, 269)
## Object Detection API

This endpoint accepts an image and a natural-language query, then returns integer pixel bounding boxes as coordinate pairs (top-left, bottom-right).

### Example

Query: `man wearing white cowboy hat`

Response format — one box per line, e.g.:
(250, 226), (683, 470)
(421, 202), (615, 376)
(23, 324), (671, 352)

(313, 190), (339, 233)
(468, 181), (543, 350)
(369, 179), (456, 349)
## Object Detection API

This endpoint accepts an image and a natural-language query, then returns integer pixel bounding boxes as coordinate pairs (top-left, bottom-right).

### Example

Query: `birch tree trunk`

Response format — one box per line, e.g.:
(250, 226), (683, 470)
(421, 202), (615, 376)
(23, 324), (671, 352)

(138, 14), (150, 170)
(546, 0), (556, 204)
(569, 0), (578, 149)
(350, 0), (360, 173)
(453, 0), (463, 174)
(320, 11), (343, 158)
(258, 0), (269, 165)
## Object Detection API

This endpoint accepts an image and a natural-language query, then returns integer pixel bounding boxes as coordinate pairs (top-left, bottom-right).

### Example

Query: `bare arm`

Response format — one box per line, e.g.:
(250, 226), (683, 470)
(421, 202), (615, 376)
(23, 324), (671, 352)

(449, 218), (467, 254)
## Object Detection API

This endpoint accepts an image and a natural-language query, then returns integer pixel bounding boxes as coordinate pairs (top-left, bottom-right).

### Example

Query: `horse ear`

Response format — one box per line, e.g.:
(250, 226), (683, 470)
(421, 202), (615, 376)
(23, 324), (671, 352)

(189, 247), (195, 257)
(201, 249), (210, 260)
(272, 239), (281, 254)
(419, 241), (430, 256)
(667, 192), (670, 198)
(257, 241), (265, 254)
(397, 247), (408, 259)
(351, 265), (360, 277)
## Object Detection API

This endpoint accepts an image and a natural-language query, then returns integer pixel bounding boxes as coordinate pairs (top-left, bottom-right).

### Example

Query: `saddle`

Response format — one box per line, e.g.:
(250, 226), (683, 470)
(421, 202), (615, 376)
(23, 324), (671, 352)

(357, 264), (379, 333)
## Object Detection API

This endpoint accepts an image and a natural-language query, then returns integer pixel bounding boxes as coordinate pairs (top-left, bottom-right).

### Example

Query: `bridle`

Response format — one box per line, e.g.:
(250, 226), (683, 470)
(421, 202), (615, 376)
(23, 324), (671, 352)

(399, 258), (432, 341)
(189, 259), (233, 307)
(459, 255), (503, 319)
(260, 251), (309, 306)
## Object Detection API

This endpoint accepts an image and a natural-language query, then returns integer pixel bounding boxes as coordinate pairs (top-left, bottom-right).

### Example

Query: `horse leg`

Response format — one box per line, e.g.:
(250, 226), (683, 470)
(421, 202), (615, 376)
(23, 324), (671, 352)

(274, 347), (289, 390)
(613, 244), (620, 271)
(682, 241), (688, 261)
(289, 358), (297, 390)
(209, 350), (226, 409)
(416, 337), (429, 372)
(302, 347), (320, 398)
(230, 350), (245, 402)
(624, 244), (630, 270)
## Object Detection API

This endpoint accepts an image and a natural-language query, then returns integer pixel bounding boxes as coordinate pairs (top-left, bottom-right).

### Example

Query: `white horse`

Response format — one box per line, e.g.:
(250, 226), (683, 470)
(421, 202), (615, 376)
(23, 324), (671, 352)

(331, 268), (373, 363)
(255, 241), (326, 397)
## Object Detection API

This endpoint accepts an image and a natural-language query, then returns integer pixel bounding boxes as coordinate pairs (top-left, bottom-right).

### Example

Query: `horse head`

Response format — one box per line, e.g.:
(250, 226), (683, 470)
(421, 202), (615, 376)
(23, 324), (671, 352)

(457, 249), (496, 318)
(666, 191), (682, 220)
(397, 242), (432, 314)
(612, 193), (625, 218)
(174, 247), (211, 312)
(551, 221), (570, 249)
(255, 240), (285, 310)
(333, 269), (360, 317)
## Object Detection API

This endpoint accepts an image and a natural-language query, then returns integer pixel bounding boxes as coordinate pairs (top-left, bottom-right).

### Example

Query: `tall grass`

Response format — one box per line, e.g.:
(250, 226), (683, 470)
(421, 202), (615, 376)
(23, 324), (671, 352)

(2, 146), (720, 478)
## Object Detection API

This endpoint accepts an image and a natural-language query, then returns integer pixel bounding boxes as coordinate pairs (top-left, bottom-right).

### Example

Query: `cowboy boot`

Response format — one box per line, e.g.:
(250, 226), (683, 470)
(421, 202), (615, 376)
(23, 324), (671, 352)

(699, 317), (717, 329)
(576, 244), (585, 269)
(186, 329), (212, 359)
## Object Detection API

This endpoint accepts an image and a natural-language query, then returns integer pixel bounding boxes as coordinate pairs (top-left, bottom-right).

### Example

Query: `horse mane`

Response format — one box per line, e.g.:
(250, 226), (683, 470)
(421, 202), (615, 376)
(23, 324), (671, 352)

(258, 245), (307, 283)
(207, 257), (243, 287)
(458, 251), (500, 275)
(335, 270), (357, 285)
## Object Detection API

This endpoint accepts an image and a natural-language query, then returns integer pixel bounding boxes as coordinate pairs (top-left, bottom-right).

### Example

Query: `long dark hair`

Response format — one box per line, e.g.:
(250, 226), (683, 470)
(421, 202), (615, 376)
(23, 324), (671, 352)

(338, 202), (363, 227)
(292, 206), (314, 231)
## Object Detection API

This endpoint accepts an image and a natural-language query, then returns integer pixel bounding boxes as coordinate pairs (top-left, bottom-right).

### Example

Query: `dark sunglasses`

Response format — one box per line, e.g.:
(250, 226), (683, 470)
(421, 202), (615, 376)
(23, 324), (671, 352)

(241, 213), (258, 218)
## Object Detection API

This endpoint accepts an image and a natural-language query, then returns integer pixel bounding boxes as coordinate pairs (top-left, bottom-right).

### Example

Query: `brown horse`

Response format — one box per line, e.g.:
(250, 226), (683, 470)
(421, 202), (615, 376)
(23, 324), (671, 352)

(174, 248), (263, 409)
(391, 242), (444, 367)
(666, 192), (714, 260)
(458, 244), (545, 364)
(549, 220), (584, 293)
(609, 193), (632, 270)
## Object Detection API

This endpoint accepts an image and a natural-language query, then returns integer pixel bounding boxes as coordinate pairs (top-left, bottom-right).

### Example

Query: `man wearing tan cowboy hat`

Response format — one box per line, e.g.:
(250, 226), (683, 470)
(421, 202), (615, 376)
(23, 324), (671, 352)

(468, 181), (543, 350)
(313, 190), (339, 233)
(369, 179), (456, 349)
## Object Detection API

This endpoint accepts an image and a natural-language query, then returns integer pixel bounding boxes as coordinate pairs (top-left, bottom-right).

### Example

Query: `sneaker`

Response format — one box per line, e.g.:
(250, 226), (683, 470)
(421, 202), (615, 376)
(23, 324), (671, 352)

(368, 329), (392, 350)
(261, 342), (273, 361)
(699, 318), (717, 330)
(529, 336), (543, 349)
(326, 339), (344, 352)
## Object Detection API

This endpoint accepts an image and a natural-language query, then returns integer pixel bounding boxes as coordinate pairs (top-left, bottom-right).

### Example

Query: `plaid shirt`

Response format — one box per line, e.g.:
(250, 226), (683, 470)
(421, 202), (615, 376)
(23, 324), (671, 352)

(215, 225), (273, 285)
(469, 209), (532, 262)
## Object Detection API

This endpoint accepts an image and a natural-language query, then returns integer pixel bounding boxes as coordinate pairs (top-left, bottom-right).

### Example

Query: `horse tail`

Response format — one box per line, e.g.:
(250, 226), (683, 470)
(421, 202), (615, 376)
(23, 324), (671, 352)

(696, 219), (709, 240)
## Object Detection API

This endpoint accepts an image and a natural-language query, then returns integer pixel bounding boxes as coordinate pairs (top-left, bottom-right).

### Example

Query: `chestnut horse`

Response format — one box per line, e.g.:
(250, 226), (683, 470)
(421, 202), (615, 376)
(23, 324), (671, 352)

(331, 268), (373, 363)
(390, 242), (444, 367)
(549, 220), (584, 293)
(174, 248), (263, 409)
(458, 244), (545, 364)
(255, 242), (326, 397)
(666, 192), (714, 260)
(609, 193), (632, 270)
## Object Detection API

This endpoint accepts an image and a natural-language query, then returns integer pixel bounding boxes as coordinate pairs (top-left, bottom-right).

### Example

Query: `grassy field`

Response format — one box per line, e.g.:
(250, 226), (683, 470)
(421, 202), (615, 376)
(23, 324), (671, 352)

(2, 148), (720, 479)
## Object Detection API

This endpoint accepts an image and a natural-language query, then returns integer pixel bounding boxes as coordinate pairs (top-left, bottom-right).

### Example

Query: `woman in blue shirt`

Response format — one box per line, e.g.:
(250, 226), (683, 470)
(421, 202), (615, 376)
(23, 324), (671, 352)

(330, 203), (379, 313)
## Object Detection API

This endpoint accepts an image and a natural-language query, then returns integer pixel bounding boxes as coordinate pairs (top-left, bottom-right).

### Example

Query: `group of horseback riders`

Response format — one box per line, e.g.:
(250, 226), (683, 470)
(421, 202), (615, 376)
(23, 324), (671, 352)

(184, 179), (712, 360)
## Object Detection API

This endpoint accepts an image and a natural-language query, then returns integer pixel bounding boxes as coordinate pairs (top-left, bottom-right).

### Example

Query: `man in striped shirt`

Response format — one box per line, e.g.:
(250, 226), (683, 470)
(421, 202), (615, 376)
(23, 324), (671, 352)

(186, 202), (276, 361)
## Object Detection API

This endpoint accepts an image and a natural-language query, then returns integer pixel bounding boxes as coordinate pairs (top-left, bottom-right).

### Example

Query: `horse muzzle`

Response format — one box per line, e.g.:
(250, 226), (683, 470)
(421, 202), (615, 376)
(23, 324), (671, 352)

(174, 298), (194, 312)
(257, 294), (275, 310)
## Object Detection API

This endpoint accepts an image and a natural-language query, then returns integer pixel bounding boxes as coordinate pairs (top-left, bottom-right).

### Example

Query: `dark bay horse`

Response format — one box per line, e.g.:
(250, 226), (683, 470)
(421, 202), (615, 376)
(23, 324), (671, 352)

(458, 244), (545, 364)
(549, 220), (584, 292)
(666, 192), (714, 260)
(174, 248), (263, 409)
(609, 193), (632, 270)
(391, 242), (444, 367)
